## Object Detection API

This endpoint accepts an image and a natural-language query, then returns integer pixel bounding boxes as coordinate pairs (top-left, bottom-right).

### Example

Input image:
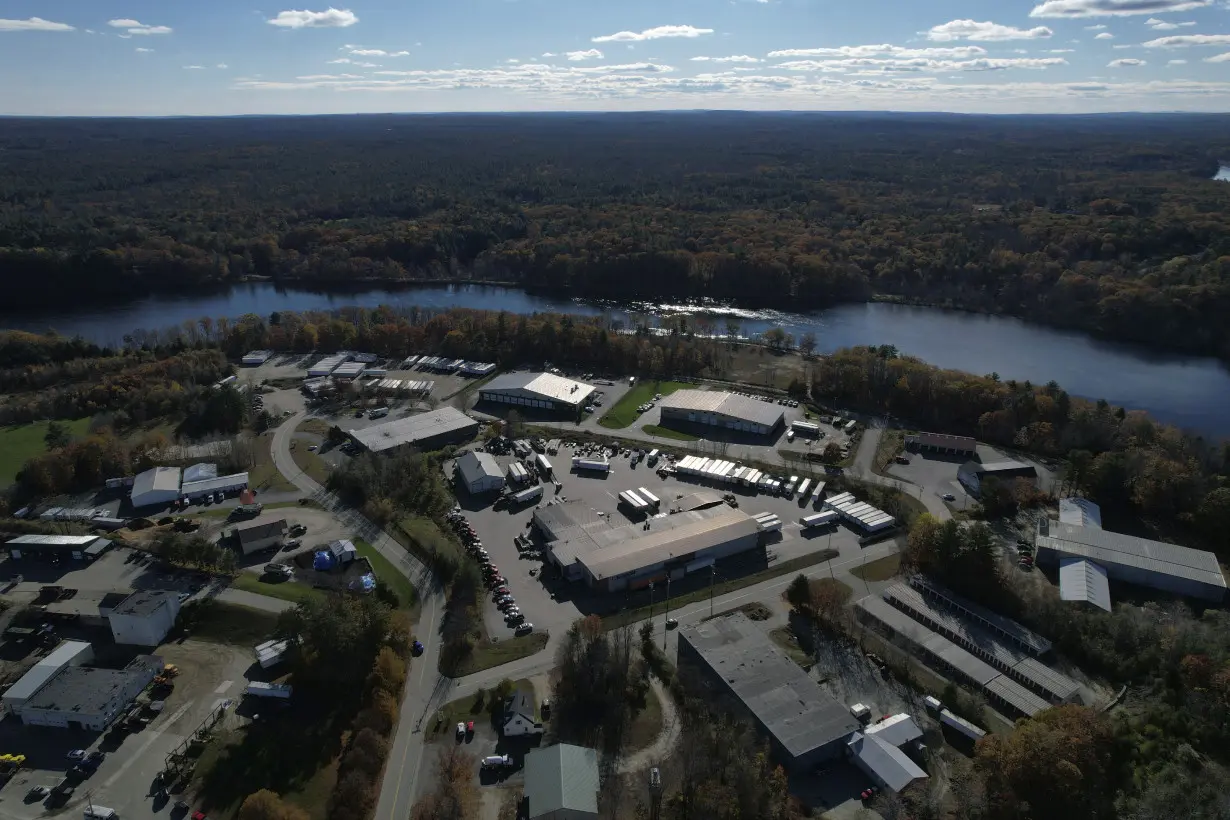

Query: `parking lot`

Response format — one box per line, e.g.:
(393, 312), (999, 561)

(449, 444), (869, 641)
(885, 442), (1058, 512)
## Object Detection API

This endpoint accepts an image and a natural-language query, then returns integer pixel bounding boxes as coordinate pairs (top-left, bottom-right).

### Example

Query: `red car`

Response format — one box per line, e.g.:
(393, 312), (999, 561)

(466, 720), (475, 734)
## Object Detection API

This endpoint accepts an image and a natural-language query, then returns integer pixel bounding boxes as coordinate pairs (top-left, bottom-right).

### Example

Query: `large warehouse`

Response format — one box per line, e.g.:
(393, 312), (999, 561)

(1, 640), (94, 713)
(5, 534), (110, 561)
(478, 372), (595, 413)
(678, 613), (860, 772)
(533, 501), (762, 591)
(130, 466), (183, 508)
(905, 432), (977, 457)
(1035, 519), (1227, 603)
(658, 390), (785, 436)
(349, 407), (480, 454)
(957, 460), (1036, 497)
(15, 655), (163, 731)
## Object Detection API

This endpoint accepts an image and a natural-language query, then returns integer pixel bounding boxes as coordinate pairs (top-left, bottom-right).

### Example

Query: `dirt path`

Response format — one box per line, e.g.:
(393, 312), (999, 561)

(618, 677), (680, 774)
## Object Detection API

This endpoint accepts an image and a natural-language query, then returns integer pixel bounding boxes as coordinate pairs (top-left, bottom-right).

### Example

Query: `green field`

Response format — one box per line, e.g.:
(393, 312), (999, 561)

(354, 538), (419, 610)
(231, 573), (329, 606)
(642, 424), (699, 442)
(598, 381), (691, 429)
(0, 418), (91, 487)
(450, 632), (549, 678)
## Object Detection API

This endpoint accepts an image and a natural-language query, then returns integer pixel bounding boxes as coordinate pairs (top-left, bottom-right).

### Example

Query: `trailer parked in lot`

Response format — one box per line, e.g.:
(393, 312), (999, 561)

(619, 490), (649, 513)
(572, 457), (611, 473)
(637, 488), (661, 511)
(245, 681), (293, 699)
(800, 510), (839, 529)
(510, 485), (544, 505)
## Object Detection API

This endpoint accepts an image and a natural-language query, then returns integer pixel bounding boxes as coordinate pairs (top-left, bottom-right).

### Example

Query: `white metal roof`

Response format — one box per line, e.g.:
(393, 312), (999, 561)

(180, 472), (249, 495)
(3, 640), (92, 703)
(350, 407), (477, 452)
(1038, 520), (1225, 591)
(131, 466), (182, 498)
(580, 508), (758, 579)
(1059, 497), (1103, 529)
(6, 534), (102, 546)
(847, 733), (928, 793)
(659, 389), (785, 429)
(864, 713), (924, 748)
(482, 371), (595, 405)
(1059, 557), (1112, 612)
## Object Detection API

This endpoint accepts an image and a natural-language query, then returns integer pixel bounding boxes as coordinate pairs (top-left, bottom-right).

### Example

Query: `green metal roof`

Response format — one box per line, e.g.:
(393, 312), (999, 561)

(524, 743), (599, 818)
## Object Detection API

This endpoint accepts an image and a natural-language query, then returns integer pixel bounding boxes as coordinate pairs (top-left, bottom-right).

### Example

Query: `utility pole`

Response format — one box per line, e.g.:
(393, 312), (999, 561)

(828, 530), (835, 580)
(663, 573), (671, 651)
(709, 565), (716, 617)
(649, 582), (655, 625)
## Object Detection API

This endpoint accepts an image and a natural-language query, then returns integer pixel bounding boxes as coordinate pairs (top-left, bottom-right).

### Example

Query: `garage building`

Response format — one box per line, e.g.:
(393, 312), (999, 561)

(534, 502), (762, 592)
(1, 640), (94, 713)
(456, 451), (506, 495)
(957, 460), (1036, 497)
(4, 534), (110, 561)
(678, 613), (860, 772)
(658, 390), (784, 436)
(349, 407), (480, 454)
(1036, 519), (1226, 603)
(15, 655), (162, 731)
(181, 471), (249, 501)
(108, 591), (182, 646)
(905, 432), (977, 457)
(524, 743), (600, 820)
(234, 519), (289, 555)
(130, 466), (183, 509)
(479, 372), (595, 413)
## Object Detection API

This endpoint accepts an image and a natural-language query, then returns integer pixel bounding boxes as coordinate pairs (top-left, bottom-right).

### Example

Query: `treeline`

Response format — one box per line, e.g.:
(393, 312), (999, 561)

(814, 346), (1230, 552)
(4, 114), (1230, 356)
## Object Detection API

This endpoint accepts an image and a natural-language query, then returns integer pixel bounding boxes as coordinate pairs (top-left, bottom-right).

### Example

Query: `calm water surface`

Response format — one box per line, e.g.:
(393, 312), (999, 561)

(2, 283), (1227, 438)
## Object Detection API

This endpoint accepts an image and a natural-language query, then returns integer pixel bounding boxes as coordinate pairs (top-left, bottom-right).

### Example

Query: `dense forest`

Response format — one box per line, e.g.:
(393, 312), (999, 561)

(3, 113), (1230, 356)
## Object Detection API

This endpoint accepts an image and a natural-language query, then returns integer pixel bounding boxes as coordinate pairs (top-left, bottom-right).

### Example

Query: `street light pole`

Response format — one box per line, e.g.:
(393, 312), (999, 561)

(709, 565), (716, 618)
(663, 574), (671, 651)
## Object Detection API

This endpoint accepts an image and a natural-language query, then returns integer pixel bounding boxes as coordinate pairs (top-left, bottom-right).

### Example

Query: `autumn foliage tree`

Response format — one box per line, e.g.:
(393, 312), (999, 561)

(237, 790), (309, 820)
(410, 746), (480, 820)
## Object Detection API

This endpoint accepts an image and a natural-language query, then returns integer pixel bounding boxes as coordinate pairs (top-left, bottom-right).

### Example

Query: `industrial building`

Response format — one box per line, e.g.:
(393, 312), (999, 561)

(533, 502), (763, 591)
(1059, 497), (1103, 529)
(957, 460), (1037, 497)
(523, 744), (600, 820)
(678, 613), (860, 772)
(1036, 518), (1226, 603)
(308, 353), (350, 378)
(108, 591), (182, 646)
(241, 350), (273, 366)
(234, 519), (288, 555)
(905, 432), (977, 457)
(349, 407), (480, 454)
(657, 390), (785, 436)
(455, 451), (505, 495)
(180, 471), (249, 501)
(1059, 558), (1112, 612)
(4, 534), (110, 561)
(1, 641), (94, 713)
(130, 466), (183, 508)
(14, 655), (162, 731)
(478, 372), (596, 413)
(847, 714), (928, 794)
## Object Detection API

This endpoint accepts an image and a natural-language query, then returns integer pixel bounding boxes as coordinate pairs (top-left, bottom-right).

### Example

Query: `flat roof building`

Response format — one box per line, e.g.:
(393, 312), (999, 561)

(1036, 519), (1226, 603)
(1, 641), (94, 712)
(16, 655), (162, 731)
(5, 534), (110, 561)
(658, 390), (785, 436)
(905, 432), (977, 456)
(479, 372), (595, 412)
(180, 472), (249, 501)
(678, 613), (860, 772)
(130, 466), (182, 509)
(958, 460), (1036, 497)
(455, 451), (505, 495)
(349, 407), (480, 454)
(109, 591), (182, 646)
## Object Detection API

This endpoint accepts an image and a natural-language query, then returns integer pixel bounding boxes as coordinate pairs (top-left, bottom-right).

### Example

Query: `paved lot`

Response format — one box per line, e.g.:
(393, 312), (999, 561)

(886, 442), (1058, 512)
(0, 641), (252, 820)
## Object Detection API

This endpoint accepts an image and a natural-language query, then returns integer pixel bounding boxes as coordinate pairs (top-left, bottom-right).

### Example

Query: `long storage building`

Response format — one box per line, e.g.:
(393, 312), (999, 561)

(479, 372), (595, 413)
(349, 407), (480, 454)
(658, 390), (785, 436)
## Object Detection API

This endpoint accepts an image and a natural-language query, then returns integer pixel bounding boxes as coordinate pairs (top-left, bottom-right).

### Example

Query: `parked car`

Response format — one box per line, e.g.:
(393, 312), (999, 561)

(66, 750), (86, 761)
(941, 493), (956, 501)
(514, 622), (534, 636)
(456, 722), (466, 740)
(481, 754), (512, 769)
(412, 640), (424, 656)
(666, 618), (679, 629)
(27, 785), (50, 800)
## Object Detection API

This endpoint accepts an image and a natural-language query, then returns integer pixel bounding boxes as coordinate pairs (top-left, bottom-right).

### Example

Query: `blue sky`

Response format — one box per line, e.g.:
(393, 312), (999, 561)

(2, 0), (1229, 115)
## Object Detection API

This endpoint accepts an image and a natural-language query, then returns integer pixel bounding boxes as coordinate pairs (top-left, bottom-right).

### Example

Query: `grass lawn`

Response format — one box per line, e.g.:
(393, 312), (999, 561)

(296, 418), (332, 436)
(769, 626), (814, 670)
(231, 573), (328, 606)
(353, 538), (419, 611)
(873, 429), (906, 475)
(598, 381), (691, 429)
(602, 548), (839, 632)
(180, 600), (281, 646)
(625, 681), (664, 752)
(290, 443), (331, 485)
(449, 632), (549, 678)
(642, 424), (700, 442)
(849, 553), (902, 583)
(393, 515), (462, 567)
(0, 417), (91, 487)
(251, 432), (297, 493)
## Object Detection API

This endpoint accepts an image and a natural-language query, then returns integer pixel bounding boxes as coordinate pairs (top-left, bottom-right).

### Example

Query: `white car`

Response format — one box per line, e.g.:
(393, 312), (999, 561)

(66, 750), (86, 761)
(514, 622), (534, 636)
(942, 493), (956, 502)
(455, 722), (466, 740)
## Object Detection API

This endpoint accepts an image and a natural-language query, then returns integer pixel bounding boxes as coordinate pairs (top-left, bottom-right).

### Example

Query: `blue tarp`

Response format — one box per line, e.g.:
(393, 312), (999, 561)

(313, 551), (336, 571)
(349, 573), (376, 593)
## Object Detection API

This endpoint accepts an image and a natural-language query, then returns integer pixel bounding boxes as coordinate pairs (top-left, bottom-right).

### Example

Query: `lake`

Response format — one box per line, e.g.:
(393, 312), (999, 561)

(2, 282), (1228, 438)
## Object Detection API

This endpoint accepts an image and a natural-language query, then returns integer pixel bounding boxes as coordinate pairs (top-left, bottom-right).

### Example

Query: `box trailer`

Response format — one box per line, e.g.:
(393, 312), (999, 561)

(534, 454), (553, 475)
(800, 510), (839, 529)
(797, 478), (811, 500)
(791, 420), (821, 437)
(245, 681), (294, 699)
(940, 709), (986, 741)
(511, 485), (544, 505)
(811, 481), (826, 504)
(619, 490), (649, 512)
(637, 488), (661, 510)
(572, 457), (611, 473)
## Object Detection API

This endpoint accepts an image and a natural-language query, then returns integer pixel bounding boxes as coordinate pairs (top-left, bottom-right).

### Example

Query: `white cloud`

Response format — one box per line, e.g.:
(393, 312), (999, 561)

(1095, 32), (1115, 38)
(1145, 17), (1197, 28)
(691, 55), (761, 63)
(183, 65), (205, 70)
(217, 63), (228, 69)
(768, 44), (987, 58)
(566, 49), (604, 61)
(1206, 52), (1230, 61)
(1168, 57), (1188, 63)
(1049, 48), (1076, 52)
(776, 56), (1067, 72)
(267, 8), (358, 29)
(1031, 0), (1210, 17)
(506, 58), (520, 64)
(925, 20), (1053, 41)
(592, 25), (714, 43)
(350, 48), (408, 56)
(0, 17), (74, 32)
(135, 47), (153, 52)
(1144, 34), (1230, 46)
(1108, 57), (1147, 65)
(541, 52), (556, 57)
(1085, 24), (1108, 29)
(108, 19), (172, 35)
(327, 57), (352, 64)
(1113, 43), (1134, 48)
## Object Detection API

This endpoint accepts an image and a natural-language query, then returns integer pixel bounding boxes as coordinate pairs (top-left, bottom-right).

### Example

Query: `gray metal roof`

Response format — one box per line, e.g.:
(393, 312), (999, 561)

(112, 591), (179, 617)
(180, 472), (249, 495)
(524, 743), (600, 818)
(1038, 521), (1226, 591)
(235, 518), (288, 544)
(983, 675), (1050, 717)
(908, 576), (1052, 655)
(580, 508), (759, 580)
(22, 655), (162, 716)
(1059, 498), (1103, 530)
(659, 389), (785, 429)
(905, 432), (976, 452)
(680, 613), (860, 761)
(350, 407), (478, 453)
(456, 451), (502, 485)
(131, 466), (181, 498)
(1059, 557), (1112, 612)
(847, 733), (928, 793)
(864, 714), (924, 748)
(2, 641), (93, 704)
(482, 371), (595, 405)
